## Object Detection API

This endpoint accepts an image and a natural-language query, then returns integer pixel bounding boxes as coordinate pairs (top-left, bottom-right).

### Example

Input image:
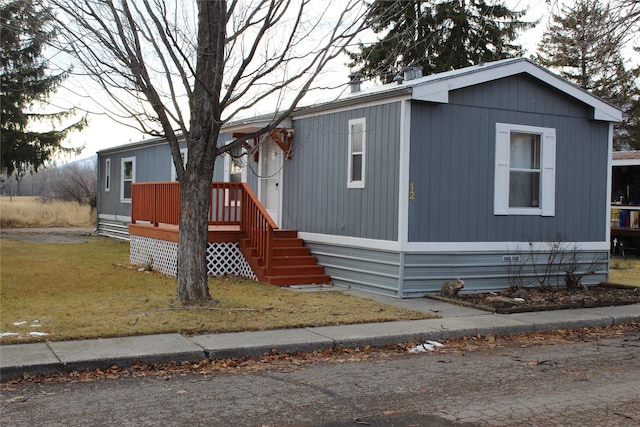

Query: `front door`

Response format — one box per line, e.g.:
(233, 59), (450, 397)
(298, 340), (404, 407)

(259, 138), (283, 225)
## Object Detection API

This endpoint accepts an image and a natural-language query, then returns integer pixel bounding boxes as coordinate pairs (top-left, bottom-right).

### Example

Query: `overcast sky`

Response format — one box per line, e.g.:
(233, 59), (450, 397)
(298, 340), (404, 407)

(54, 0), (636, 161)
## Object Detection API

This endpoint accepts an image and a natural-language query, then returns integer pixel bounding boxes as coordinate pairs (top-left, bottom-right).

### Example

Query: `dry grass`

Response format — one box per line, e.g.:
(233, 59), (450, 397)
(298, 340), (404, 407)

(0, 236), (434, 344)
(0, 196), (95, 228)
(609, 258), (640, 286)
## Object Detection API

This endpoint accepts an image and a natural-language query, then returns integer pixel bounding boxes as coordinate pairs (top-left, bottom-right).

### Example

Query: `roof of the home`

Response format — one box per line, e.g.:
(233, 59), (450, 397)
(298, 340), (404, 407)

(99, 57), (623, 154)
(293, 57), (622, 122)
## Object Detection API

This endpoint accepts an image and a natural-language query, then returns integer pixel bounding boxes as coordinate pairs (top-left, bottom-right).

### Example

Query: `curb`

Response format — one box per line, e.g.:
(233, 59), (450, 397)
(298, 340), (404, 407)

(3, 315), (639, 382)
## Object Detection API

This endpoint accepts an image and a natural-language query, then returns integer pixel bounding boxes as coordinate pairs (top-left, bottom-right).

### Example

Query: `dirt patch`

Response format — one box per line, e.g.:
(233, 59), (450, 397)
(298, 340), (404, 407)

(429, 284), (640, 314)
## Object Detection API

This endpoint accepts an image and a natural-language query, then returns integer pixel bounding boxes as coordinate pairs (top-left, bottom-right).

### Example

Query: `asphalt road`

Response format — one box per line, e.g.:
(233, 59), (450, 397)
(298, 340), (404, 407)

(2, 331), (639, 427)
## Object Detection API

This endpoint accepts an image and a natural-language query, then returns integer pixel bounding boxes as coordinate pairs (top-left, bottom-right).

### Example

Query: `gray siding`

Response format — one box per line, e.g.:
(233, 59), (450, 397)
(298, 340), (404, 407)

(283, 102), (401, 240)
(305, 241), (402, 297)
(305, 241), (608, 297)
(408, 74), (610, 243)
(98, 143), (173, 218)
(402, 249), (609, 297)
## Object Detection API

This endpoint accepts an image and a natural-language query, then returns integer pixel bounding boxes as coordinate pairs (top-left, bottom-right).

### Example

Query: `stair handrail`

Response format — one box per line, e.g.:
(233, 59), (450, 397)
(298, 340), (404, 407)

(240, 182), (278, 276)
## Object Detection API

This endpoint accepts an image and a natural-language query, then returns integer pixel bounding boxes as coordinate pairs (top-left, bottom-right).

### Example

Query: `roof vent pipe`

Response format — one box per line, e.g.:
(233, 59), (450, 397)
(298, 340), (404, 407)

(348, 73), (363, 93)
(393, 75), (404, 85)
(403, 66), (423, 81)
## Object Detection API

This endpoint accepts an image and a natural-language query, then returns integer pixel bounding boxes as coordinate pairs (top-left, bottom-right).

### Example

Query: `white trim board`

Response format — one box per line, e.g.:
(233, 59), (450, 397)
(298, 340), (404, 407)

(293, 94), (410, 120)
(298, 232), (609, 253)
(98, 214), (132, 222)
(398, 100), (411, 247)
(401, 241), (610, 253)
(612, 159), (640, 167)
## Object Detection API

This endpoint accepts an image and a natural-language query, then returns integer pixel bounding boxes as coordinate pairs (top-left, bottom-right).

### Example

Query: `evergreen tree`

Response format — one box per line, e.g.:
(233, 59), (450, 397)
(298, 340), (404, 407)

(535, 0), (640, 150)
(0, 0), (85, 179)
(349, 0), (534, 83)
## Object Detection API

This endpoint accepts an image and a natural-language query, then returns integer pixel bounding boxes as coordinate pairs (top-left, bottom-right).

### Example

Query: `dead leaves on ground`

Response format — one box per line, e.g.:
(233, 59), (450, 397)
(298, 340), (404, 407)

(2, 322), (638, 389)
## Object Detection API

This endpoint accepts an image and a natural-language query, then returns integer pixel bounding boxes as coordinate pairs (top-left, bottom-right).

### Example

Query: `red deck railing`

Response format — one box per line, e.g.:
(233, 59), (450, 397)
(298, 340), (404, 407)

(131, 181), (277, 275)
(131, 182), (245, 226)
(131, 182), (181, 226)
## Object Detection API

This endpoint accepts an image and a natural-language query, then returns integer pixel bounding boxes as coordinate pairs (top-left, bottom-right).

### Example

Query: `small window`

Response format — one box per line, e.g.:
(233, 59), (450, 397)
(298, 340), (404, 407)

(121, 156), (136, 202)
(170, 148), (187, 181)
(509, 132), (541, 208)
(104, 158), (111, 192)
(494, 123), (556, 216)
(348, 118), (366, 188)
(223, 143), (246, 205)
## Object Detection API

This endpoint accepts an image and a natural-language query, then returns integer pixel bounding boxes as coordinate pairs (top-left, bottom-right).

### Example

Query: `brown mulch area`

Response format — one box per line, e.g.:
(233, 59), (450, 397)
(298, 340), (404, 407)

(449, 284), (640, 314)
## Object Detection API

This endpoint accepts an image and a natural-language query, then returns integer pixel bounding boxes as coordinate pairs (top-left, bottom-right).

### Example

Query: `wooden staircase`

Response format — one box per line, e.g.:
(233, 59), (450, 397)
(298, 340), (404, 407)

(130, 181), (330, 286)
(240, 229), (330, 286)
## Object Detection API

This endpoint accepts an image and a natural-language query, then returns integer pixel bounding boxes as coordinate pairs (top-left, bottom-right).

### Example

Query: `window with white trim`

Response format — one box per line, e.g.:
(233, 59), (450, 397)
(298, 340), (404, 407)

(121, 156), (136, 203)
(494, 123), (556, 216)
(170, 148), (187, 181)
(104, 158), (111, 192)
(223, 143), (247, 205)
(347, 118), (366, 188)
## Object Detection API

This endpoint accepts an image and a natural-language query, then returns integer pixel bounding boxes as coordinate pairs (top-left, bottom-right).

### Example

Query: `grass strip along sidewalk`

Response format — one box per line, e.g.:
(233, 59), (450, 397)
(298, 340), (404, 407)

(0, 236), (435, 345)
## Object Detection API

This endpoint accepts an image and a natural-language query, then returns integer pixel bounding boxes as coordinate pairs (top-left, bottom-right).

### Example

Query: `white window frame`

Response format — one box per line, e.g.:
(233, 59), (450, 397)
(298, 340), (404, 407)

(120, 156), (136, 203)
(494, 123), (556, 216)
(170, 148), (188, 181)
(104, 158), (111, 192)
(347, 117), (366, 189)
(223, 143), (247, 206)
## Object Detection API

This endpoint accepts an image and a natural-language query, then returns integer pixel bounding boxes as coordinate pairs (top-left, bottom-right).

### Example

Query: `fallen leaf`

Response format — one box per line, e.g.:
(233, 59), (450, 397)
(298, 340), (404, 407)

(6, 396), (28, 403)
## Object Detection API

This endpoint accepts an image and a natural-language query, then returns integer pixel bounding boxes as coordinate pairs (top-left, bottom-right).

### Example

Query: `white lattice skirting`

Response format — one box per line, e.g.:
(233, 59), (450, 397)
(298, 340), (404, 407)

(130, 235), (257, 280)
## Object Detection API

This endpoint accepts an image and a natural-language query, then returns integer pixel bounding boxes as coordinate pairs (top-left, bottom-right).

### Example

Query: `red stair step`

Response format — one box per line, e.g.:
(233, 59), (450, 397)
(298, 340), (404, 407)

(274, 247), (310, 257)
(238, 228), (330, 286)
(272, 238), (304, 248)
(272, 229), (298, 238)
(272, 255), (318, 266)
(271, 265), (325, 276)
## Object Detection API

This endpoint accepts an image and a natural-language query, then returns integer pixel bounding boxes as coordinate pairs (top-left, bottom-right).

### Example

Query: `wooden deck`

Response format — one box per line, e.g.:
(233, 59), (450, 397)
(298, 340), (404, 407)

(129, 223), (242, 243)
(128, 182), (330, 286)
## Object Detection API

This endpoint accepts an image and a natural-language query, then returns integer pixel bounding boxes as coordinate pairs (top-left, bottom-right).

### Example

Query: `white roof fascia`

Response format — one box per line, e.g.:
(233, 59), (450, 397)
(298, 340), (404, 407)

(97, 135), (180, 155)
(410, 58), (622, 123)
(293, 93), (411, 120)
(222, 117), (293, 134)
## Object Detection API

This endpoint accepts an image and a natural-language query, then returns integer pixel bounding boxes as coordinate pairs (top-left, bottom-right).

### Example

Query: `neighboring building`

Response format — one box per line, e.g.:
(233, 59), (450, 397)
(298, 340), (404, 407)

(611, 150), (640, 253)
(96, 57), (622, 297)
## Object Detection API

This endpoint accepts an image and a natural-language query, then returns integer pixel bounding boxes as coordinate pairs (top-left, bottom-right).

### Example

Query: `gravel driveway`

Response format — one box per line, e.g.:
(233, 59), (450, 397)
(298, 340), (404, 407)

(0, 227), (97, 243)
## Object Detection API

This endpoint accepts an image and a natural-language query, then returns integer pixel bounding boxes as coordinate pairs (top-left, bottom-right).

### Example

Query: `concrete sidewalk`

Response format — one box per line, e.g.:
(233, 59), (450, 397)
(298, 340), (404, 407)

(1, 291), (639, 382)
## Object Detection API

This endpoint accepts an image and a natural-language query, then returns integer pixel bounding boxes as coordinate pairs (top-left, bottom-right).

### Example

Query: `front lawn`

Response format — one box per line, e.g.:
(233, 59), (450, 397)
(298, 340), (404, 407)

(0, 236), (434, 344)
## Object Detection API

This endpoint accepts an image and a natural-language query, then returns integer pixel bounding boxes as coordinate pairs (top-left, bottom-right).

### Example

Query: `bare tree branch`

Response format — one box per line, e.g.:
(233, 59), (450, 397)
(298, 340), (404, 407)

(47, 0), (369, 305)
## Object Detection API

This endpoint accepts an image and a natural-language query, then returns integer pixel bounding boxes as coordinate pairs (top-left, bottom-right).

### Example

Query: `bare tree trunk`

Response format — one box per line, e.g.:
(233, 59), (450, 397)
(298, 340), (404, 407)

(175, 0), (226, 305)
(176, 173), (212, 304)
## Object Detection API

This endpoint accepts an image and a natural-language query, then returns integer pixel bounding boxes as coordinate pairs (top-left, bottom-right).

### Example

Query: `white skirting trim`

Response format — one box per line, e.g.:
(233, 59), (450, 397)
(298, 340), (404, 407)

(130, 235), (256, 280)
